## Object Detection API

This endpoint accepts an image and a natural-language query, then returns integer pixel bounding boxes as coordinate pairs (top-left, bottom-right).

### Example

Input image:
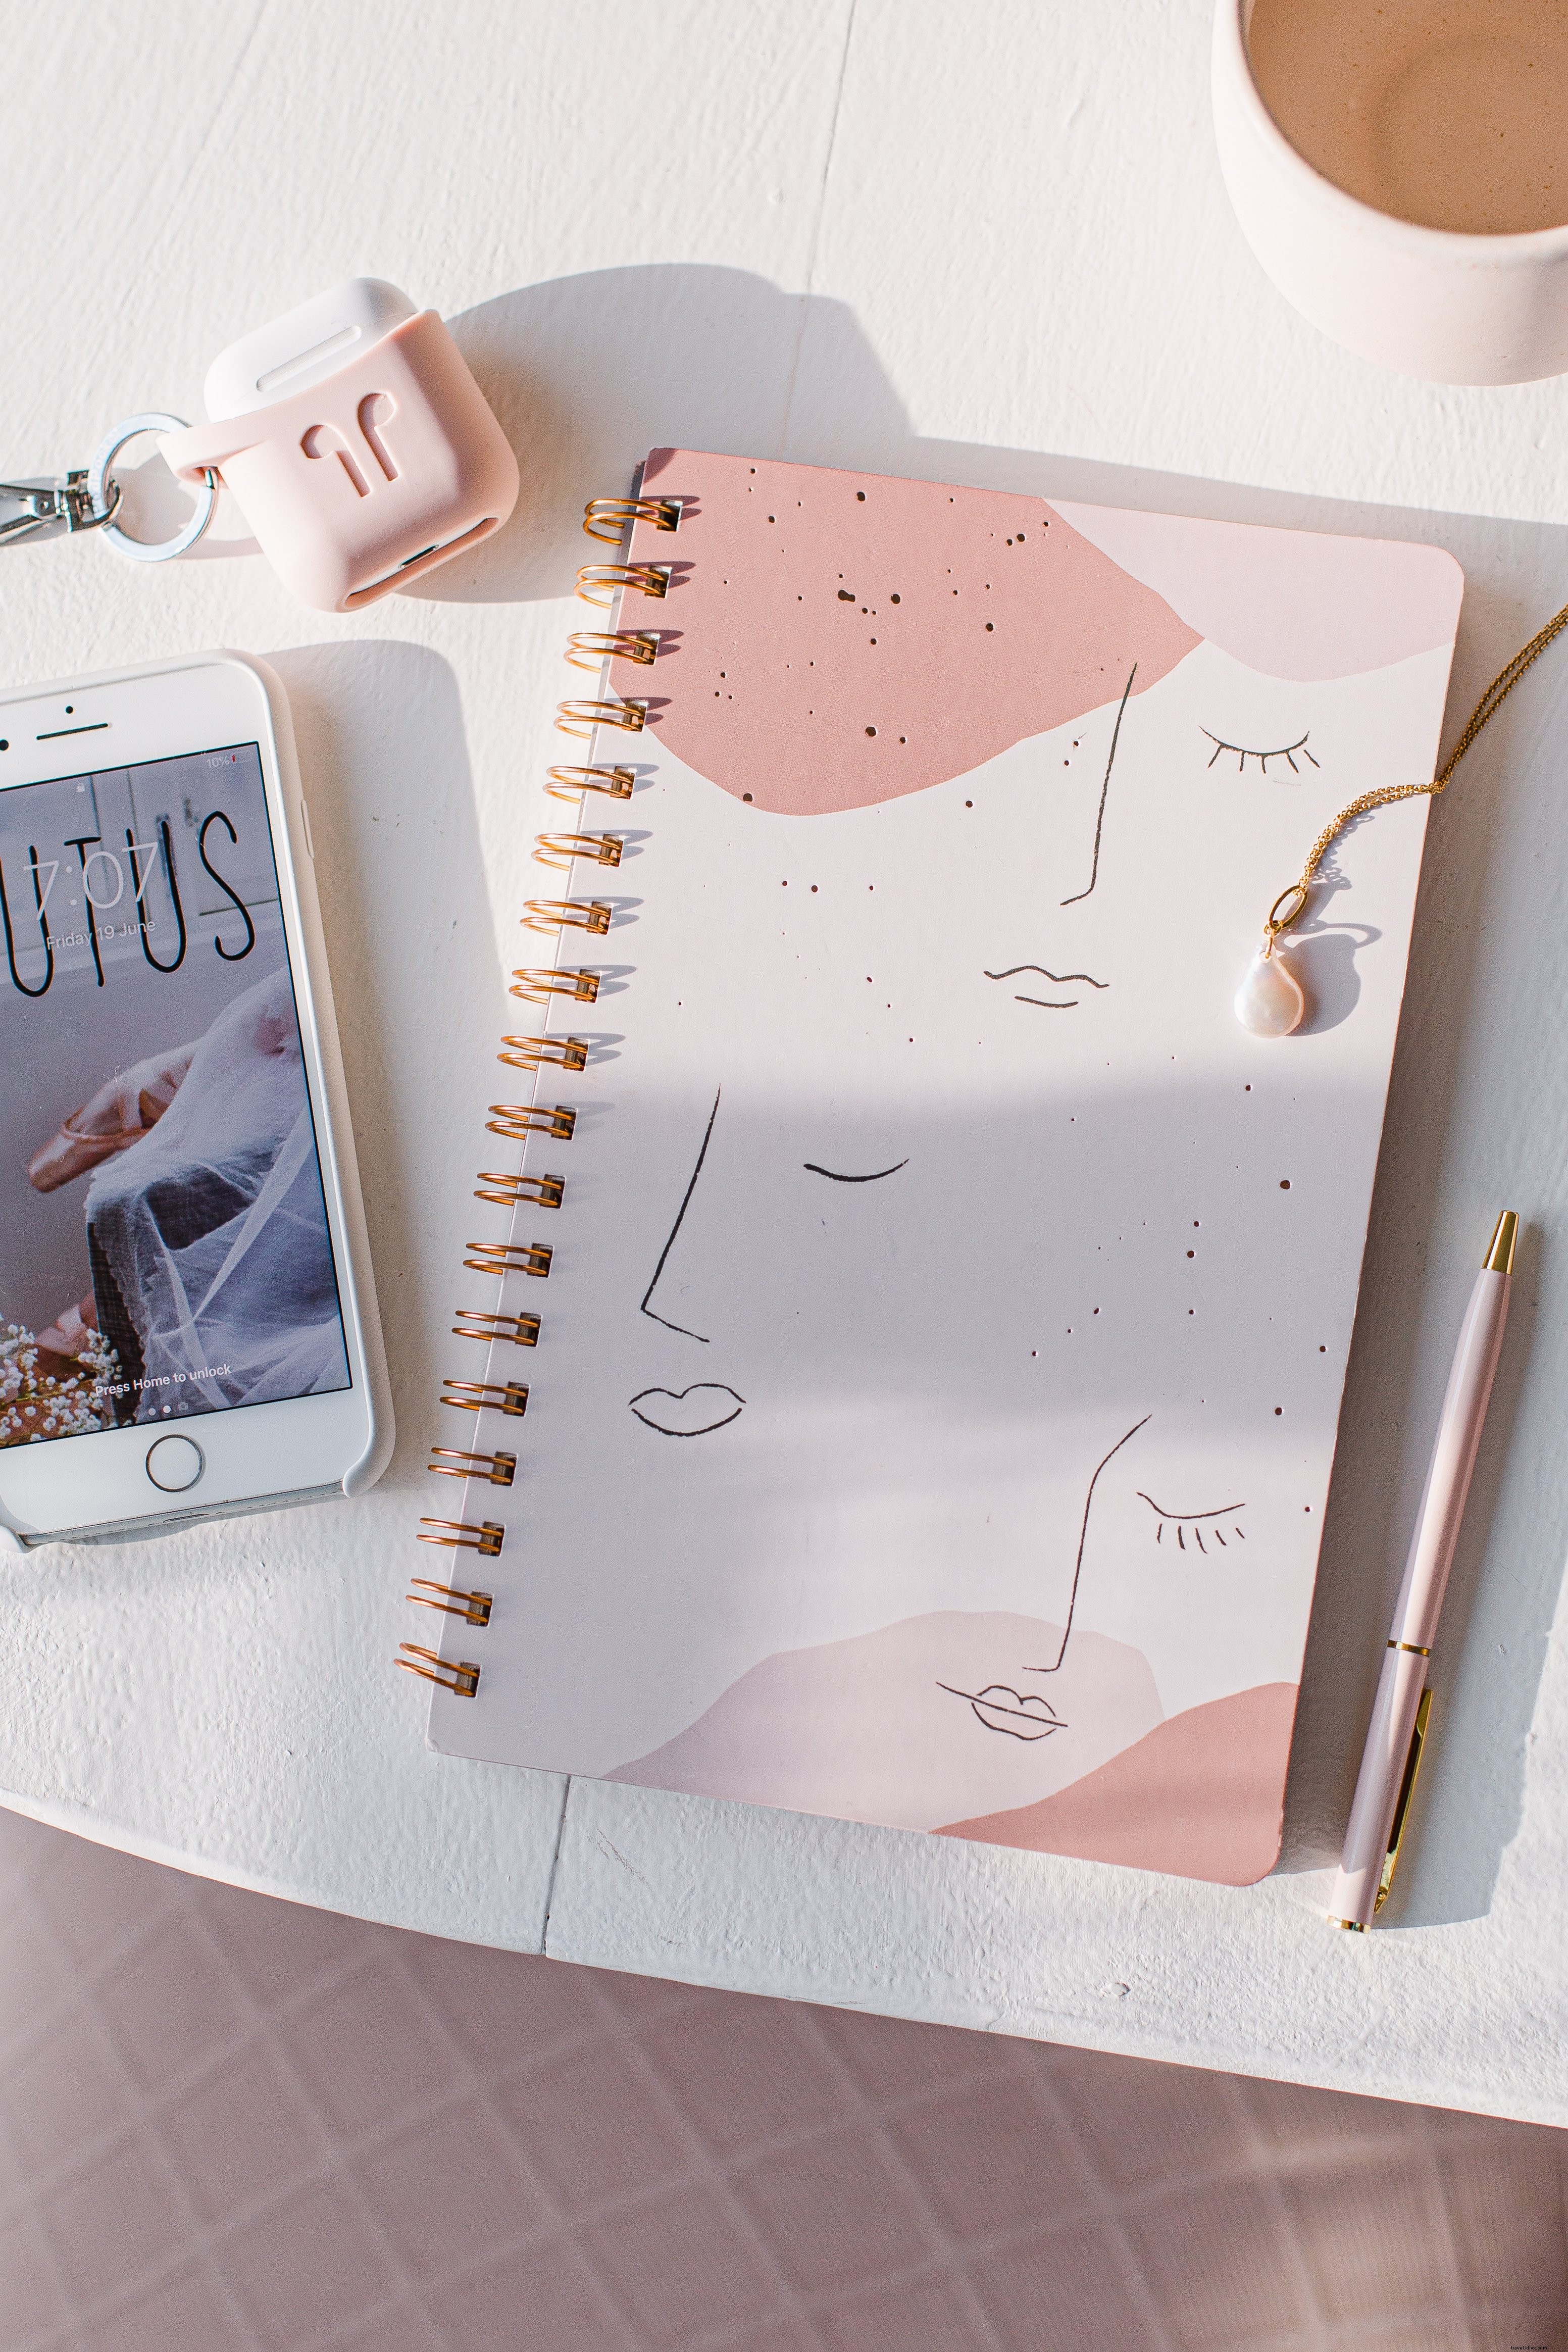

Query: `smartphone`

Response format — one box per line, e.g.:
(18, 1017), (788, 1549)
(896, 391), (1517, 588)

(0, 652), (392, 1545)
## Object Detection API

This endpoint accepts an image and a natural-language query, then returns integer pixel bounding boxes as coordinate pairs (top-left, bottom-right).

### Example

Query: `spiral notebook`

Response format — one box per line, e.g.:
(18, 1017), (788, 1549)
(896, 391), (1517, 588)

(401, 451), (1463, 1887)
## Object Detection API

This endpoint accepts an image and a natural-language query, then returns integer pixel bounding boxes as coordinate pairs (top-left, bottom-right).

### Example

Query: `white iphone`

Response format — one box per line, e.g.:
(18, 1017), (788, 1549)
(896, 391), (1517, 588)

(0, 651), (392, 1544)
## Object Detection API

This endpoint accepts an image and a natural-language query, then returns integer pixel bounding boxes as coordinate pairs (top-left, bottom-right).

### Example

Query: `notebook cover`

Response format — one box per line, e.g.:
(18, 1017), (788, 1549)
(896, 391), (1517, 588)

(426, 449), (1462, 1887)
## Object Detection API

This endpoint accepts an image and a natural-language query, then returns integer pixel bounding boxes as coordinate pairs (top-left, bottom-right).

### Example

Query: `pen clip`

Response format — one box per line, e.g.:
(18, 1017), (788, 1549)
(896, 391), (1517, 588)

(1375, 1686), (1433, 1914)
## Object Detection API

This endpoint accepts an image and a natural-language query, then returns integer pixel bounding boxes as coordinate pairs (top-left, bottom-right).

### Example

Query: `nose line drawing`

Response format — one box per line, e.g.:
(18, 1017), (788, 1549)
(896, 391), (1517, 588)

(1029, 1412), (1152, 1673)
(984, 963), (1109, 1010)
(1059, 662), (1137, 907)
(640, 1086), (721, 1342)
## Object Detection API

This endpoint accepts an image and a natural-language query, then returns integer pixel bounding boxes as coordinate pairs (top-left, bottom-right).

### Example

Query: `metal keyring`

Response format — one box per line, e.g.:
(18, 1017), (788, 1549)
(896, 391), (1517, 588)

(87, 412), (217, 563)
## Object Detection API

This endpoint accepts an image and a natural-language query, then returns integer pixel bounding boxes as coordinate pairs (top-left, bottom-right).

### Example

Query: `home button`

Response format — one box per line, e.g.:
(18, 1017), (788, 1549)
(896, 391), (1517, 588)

(145, 1433), (205, 1493)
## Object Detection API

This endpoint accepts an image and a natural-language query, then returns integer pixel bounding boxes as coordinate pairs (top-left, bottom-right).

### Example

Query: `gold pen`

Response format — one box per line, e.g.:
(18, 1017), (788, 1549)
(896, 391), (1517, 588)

(1329, 1212), (1517, 1930)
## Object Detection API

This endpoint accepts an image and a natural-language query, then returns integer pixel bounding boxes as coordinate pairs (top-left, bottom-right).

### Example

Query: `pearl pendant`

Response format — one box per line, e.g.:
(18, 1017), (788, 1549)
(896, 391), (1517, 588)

(1235, 945), (1305, 1037)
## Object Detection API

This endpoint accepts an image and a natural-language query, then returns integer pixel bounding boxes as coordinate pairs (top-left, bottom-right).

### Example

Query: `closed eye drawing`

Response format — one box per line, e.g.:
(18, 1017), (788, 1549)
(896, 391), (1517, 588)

(1139, 1492), (1247, 1552)
(803, 1158), (908, 1182)
(1200, 728), (1319, 775)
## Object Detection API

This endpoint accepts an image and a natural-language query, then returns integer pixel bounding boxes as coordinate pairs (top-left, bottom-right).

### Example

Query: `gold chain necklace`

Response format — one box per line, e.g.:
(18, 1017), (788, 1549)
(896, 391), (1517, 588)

(1236, 599), (1568, 1035)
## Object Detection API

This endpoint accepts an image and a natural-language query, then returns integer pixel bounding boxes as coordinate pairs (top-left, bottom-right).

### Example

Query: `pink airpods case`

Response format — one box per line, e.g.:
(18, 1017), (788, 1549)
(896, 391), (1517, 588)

(160, 278), (519, 613)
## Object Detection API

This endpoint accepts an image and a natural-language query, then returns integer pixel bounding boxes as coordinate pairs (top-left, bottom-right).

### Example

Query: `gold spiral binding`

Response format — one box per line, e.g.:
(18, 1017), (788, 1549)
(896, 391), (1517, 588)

(511, 968), (599, 1005)
(453, 1307), (540, 1347)
(427, 1446), (517, 1487)
(407, 1576), (495, 1625)
(464, 1236), (552, 1276)
(483, 1102), (577, 1140)
(418, 1517), (505, 1557)
(534, 833), (623, 871)
(583, 495), (680, 542)
(440, 1377), (529, 1416)
(498, 1034), (589, 1073)
(409, 487), (683, 1703)
(557, 697), (646, 739)
(576, 563), (670, 607)
(565, 631), (659, 670)
(521, 897), (612, 936)
(397, 1642), (481, 1696)
(545, 764), (634, 802)
(474, 1169), (565, 1210)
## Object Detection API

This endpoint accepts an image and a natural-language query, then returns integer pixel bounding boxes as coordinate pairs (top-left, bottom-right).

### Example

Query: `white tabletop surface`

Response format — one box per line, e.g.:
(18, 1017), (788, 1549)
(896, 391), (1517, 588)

(3, 0), (1566, 2127)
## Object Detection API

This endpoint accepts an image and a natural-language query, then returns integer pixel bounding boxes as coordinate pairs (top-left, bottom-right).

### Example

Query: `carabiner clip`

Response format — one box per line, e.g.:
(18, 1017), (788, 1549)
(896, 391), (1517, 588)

(0, 470), (120, 547)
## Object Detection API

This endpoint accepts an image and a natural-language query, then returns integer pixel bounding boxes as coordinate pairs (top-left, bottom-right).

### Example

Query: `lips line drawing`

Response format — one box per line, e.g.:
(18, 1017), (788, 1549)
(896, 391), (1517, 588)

(629, 1381), (746, 1436)
(936, 1681), (1068, 1741)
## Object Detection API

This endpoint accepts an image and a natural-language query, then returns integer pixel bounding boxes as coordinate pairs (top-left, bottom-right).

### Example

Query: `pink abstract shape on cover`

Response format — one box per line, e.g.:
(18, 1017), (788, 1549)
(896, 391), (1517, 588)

(1051, 502), (1464, 683)
(938, 1681), (1299, 1885)
(608, 1611), (1165, 1843)
(612, 452), (1201, 815)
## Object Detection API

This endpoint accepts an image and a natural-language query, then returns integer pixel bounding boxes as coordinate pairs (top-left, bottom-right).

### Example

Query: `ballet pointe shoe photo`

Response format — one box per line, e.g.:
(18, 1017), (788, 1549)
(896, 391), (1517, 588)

(26, 1045), (196, 1194)
(28, 1111), (150, 1194)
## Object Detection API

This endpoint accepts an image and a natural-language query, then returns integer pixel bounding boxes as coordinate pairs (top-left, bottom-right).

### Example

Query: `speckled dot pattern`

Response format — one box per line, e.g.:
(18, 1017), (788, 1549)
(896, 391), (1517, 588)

(611, 452), (1199, 814)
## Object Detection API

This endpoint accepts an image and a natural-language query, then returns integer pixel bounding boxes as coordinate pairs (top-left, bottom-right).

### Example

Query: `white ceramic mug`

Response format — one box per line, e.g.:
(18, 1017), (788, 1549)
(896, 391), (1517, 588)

(1211, 0), (1568, 384)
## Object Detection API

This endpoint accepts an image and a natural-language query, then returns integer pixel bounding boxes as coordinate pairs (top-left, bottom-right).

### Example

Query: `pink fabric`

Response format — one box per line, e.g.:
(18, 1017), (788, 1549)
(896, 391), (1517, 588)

(0, 1812), (1564, 2350)
(615, 452), (1200, 814)
(938, 1682), (1299, 1885)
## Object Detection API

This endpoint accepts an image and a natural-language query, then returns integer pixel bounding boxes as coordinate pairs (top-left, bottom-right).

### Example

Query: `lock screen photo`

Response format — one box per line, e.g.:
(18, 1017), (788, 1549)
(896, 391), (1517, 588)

(0, 742), (350, 1445)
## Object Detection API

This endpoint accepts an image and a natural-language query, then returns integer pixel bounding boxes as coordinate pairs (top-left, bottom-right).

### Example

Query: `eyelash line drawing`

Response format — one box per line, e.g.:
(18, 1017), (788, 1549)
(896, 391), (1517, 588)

(1029, 1412), (1151, 1672)
(640, 1086), (721, 1342)
(1200, 728), (1320, 775)
(984, 963), (1109, 1011)
(802, 1159), (909, 1182)
(1139, 1492), (1248, 1554)
(1060, 663), (1137, 907)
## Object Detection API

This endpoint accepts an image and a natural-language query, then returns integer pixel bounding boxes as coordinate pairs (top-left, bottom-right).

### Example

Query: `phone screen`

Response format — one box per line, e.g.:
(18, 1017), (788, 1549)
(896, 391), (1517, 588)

(0, 741), (350, 1447)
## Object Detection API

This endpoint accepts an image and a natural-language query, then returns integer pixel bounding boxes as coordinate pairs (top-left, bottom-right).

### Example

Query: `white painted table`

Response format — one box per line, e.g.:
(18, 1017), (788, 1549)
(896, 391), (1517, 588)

(3, 1), (1565, 2126)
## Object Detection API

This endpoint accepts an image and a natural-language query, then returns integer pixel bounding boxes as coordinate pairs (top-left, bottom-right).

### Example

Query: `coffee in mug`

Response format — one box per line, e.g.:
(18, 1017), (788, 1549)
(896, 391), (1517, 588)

(1247, 0), (1568, 235)
(1211, 0), (1568, 382)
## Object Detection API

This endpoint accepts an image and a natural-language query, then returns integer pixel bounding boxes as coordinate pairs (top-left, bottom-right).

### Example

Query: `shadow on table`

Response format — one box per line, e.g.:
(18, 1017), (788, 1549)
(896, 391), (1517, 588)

(415, 263), (1568, 1926)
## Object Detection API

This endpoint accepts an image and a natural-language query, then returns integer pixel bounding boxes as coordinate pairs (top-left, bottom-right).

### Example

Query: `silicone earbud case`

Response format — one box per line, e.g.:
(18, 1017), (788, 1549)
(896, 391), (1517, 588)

(161, 279), (519, 613)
